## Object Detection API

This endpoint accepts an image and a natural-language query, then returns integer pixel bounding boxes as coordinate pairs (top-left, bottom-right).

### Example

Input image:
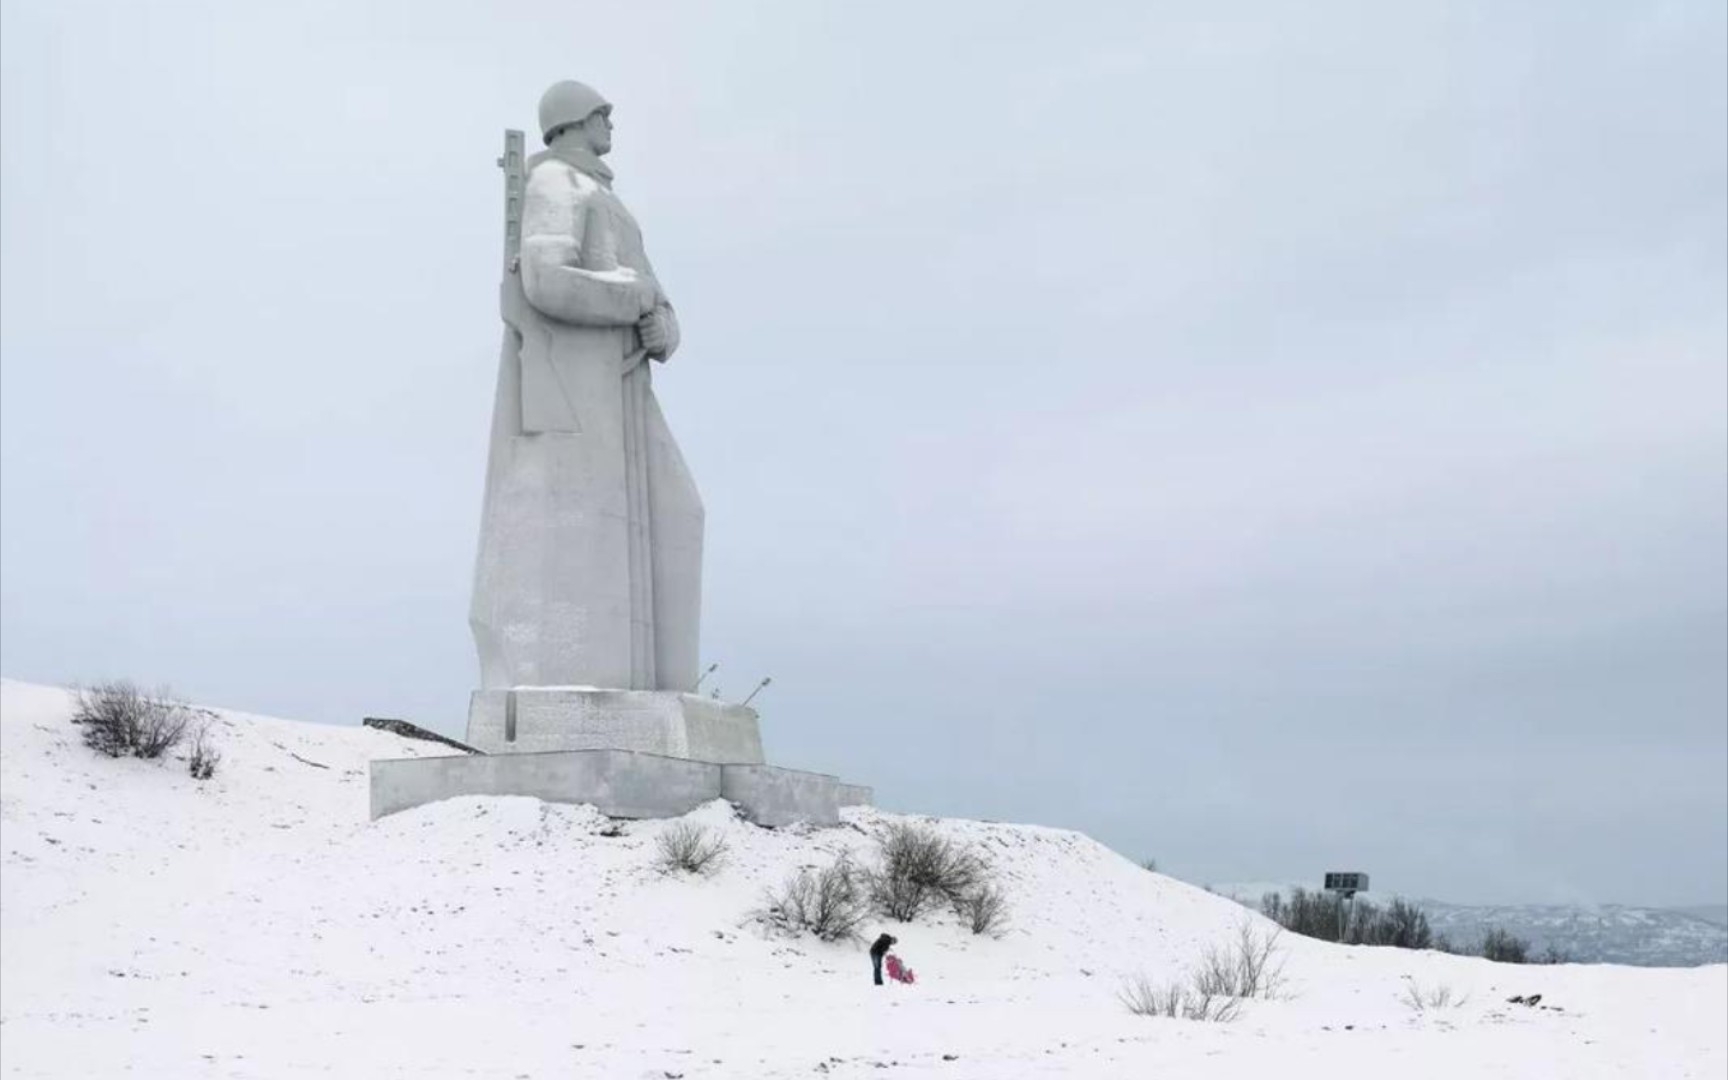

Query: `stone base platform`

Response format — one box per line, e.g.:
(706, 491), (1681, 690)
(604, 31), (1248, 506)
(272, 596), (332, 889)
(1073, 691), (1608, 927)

(465, 687), (764, 763)
(369, 748), (871, 827)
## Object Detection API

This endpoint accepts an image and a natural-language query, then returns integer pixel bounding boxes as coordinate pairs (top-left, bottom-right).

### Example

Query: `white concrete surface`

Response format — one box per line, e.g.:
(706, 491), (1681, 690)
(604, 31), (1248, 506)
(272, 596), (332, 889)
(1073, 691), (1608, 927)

(370, 749), (720, 820)
(369, 750), (864, 824)
(464, 687), (764, 763)
(720, 765), (842, 827)
(836, 782), (874, 809)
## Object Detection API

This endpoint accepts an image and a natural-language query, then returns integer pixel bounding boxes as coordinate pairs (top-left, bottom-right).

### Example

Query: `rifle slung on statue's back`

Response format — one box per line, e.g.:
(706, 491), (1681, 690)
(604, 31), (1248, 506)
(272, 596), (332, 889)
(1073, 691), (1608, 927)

(498, 129), (526, 273)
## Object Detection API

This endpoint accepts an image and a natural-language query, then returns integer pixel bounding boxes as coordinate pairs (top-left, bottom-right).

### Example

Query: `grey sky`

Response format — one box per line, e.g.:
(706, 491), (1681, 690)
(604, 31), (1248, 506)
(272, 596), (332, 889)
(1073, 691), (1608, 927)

(2, 1), (1723, 907)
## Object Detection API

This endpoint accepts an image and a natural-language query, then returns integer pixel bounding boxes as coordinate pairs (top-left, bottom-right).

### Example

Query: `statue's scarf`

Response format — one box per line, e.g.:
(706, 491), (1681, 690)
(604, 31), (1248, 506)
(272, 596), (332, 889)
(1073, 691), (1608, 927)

(531, 144), (615, 188)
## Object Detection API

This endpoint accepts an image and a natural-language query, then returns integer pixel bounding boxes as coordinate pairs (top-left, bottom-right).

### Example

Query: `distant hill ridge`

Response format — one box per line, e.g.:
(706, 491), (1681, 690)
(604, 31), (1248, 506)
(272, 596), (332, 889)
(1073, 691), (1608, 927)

(1209, 883), (1728, 968)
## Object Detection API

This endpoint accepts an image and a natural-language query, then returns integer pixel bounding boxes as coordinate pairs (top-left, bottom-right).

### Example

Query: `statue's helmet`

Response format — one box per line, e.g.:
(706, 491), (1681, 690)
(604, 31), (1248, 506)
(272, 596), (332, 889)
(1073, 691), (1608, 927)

(538, 80), (612, 144)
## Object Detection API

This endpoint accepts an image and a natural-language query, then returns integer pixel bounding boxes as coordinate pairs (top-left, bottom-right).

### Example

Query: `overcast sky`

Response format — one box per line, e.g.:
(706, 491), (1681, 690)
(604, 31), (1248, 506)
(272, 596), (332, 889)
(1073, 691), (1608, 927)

(2, 0), (1723, 907)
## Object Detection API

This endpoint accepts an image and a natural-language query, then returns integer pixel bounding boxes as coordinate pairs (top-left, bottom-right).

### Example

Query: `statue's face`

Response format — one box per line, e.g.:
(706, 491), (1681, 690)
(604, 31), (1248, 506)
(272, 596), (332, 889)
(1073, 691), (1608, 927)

(581, 110), (613, 156)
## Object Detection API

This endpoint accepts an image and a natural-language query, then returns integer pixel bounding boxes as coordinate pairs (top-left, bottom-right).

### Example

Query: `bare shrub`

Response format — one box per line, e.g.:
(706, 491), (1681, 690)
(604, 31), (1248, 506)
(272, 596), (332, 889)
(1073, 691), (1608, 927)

(1402, 980), (1468, 1012)
(1118, 974), (1182, 1018)
(1140, 857), (1158, 873)
(1117, 974), (1243, 1023)
(1120, 921), (1282, 1024)
(760, 857), (870, 942)
(186, 722), (220, 780)
(1479, 927), (1530, 964)
(867, 864), (929, 922)
(871, 822), (987, 922)
(959, 882), (1009, 936)
(1192, 921), (1287, 1000)
(71, 681), (190, 760)
(1261, 888), (1344, 941)
(655, 821), (729, 875)
(1262, 888), (1432, 950)
(1179, 987), (1244, 1022)
(1377, 898), (1434, 950)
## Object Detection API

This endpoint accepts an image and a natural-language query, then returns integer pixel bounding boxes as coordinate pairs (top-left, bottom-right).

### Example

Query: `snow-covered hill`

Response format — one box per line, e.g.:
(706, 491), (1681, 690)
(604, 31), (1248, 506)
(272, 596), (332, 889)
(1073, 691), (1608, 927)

(1418, 900), (1728, 968)
(1675, 904), (1728, 928)
(1211, 884), (1728, 967)
(3, 679), (1724, 1078)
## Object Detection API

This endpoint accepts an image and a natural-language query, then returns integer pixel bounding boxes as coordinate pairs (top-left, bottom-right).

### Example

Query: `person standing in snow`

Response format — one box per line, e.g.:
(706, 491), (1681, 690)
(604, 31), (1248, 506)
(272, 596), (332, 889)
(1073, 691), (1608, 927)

(869, 932), (898, 986)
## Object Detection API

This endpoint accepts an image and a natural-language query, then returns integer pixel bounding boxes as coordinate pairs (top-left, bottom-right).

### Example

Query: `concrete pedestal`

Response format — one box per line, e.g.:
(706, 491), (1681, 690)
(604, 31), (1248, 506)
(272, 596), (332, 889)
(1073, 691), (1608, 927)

(836, 782), (874, 809)
(466, 687), (764, 763)
(370, 750), (860, 826)
(368, 685), (868, 828)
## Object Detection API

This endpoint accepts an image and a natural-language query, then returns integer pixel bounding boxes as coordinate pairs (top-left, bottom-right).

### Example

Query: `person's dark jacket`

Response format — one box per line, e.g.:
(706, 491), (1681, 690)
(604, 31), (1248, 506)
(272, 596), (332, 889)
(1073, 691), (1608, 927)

(870, 933), (897, 959)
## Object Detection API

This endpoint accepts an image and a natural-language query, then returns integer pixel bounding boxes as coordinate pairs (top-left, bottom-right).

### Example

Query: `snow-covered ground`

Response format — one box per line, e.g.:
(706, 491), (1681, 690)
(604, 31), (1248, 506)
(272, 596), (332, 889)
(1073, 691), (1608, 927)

(2, 679), (1723, 1078)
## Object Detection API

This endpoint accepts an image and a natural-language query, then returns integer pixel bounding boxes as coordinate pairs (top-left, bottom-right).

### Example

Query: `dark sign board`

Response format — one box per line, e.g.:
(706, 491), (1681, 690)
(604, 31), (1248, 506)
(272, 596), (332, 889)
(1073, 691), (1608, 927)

(1323, 872), (1369, 894)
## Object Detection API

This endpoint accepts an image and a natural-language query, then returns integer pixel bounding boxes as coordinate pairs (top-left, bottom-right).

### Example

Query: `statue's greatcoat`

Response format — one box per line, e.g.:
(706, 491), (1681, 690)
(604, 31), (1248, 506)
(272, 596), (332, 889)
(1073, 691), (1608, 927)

(469, 143), (702, 692)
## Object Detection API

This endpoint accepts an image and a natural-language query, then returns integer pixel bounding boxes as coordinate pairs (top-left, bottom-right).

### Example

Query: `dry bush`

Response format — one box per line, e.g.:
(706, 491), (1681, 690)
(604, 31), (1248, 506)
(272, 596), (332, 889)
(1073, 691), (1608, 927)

(1182, 987), (1245, 1022)
(1261, 889), (1432, 950)
(867, 865), (928, 922)
(1118, 974), (1243, 1023)
(1192, 922), (1288, 1000)
(1479, 927), (1531, 964)
(72, 681), (190, 760)
(1119, 974), (1181, 1018)
(1376, 898), (1435, 950)
(655, 821), (729, 875)
(871, 822), (988, 922)
(760, 857), (870, 942)
(1402, 980), (1468, 1011)
(186, 722), (221, 780)
(959, 882), (1010, 936)
(1121, 921), (1285, 1024)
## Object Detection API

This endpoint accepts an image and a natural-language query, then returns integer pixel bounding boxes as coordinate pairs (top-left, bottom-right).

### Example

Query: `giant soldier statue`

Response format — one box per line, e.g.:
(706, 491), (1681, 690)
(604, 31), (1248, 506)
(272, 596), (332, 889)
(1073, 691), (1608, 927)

(469, 80), (704, 705)
(367, 80), (872, 818)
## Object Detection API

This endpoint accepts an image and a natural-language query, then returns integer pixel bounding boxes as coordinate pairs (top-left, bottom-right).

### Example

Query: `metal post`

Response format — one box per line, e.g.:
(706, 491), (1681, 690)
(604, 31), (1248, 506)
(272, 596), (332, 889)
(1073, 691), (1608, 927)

(742, 676), (772, 706)
(695, 662), (718, 691)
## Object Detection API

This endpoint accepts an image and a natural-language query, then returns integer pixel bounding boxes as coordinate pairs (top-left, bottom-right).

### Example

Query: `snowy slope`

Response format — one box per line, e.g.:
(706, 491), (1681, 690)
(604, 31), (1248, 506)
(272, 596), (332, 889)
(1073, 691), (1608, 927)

(2, 679), (1724, 1079)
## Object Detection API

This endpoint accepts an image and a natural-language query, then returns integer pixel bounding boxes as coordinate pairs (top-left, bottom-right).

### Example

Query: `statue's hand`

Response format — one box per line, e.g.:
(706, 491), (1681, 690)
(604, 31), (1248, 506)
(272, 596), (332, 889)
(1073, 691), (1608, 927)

(638, 310), (671, 355)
